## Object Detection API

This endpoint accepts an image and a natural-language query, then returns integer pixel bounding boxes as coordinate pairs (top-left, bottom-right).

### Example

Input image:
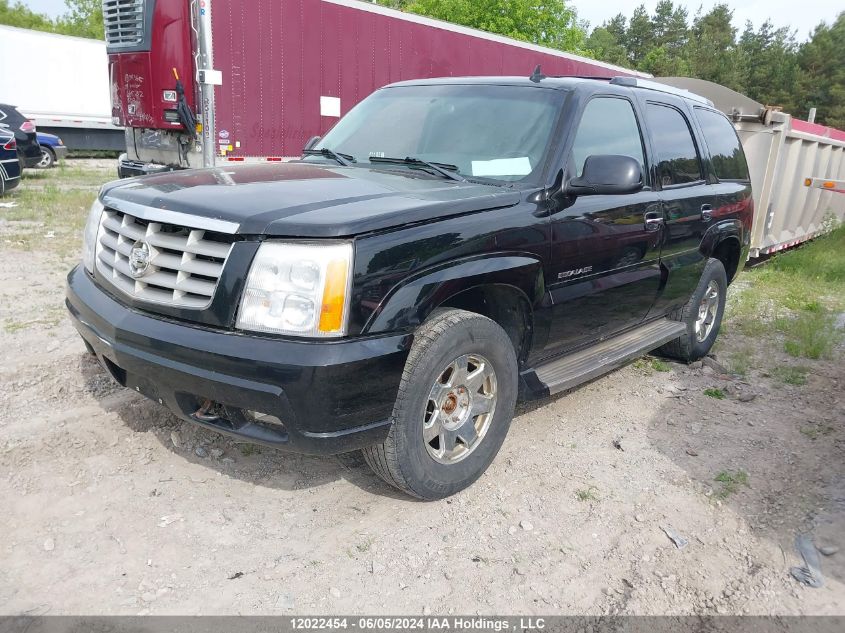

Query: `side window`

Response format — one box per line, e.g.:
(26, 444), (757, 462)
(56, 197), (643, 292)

(646, 103), (702, 186)
(695, 107), (750, 181)
(570, 97), (646, 181)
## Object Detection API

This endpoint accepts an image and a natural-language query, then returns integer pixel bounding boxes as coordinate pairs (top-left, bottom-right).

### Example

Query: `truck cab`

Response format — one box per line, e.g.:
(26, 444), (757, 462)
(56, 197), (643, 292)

(67, 76), (753, 499)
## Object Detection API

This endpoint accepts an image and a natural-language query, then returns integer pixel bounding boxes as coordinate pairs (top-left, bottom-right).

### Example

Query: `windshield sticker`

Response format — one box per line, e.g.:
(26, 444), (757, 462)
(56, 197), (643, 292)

(471, 157), (531, 177)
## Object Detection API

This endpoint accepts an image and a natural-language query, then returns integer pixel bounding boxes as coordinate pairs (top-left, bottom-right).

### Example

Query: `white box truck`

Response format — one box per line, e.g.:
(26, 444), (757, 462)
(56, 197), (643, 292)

(0, 25), (123, 151)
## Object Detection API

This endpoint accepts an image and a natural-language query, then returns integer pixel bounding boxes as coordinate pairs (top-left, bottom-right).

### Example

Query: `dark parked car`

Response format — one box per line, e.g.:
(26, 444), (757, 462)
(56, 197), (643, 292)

(36, 131), (68, 168)
(0, 129), (22, 195)
(66, 75), (753, 499)
(0, 103), (40, 169)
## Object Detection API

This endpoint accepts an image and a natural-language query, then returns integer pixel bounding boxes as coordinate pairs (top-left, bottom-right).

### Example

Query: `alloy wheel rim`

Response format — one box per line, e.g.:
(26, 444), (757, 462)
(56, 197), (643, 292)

(695, 280), (719, 342)
(38, 150), (51, 167)
(423, 353), (497, 464)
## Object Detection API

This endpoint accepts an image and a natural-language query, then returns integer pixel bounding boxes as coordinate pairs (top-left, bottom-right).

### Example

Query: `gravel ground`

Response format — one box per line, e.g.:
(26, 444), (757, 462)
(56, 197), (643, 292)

(1, 162), (843, 616)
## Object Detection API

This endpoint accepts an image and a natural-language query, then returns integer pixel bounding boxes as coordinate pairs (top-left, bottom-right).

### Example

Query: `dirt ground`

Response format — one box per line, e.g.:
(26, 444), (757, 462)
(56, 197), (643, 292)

(1, 161), (843, 616)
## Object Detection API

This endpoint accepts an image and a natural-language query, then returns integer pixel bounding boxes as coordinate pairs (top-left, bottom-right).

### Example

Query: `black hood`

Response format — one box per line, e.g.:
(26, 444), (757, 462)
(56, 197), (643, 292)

(100, 162), (521, 237)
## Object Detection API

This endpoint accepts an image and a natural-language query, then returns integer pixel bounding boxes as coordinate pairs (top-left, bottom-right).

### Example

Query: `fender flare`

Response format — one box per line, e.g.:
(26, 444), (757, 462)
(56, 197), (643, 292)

(699, 219), (744, 258)
(362, 253), (544, 335)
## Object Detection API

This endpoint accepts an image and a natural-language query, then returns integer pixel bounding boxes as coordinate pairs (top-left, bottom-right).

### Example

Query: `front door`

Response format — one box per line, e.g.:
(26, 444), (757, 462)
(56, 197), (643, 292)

(545, 95), (663, 354)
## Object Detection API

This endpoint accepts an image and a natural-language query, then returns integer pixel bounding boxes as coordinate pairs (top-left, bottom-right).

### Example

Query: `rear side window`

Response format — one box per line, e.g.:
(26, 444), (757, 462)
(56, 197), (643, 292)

(570, 97), (646, 180)
(695, 108), (750, 181)
(0, 105), (23, 125)
(646, 103), (702, 186)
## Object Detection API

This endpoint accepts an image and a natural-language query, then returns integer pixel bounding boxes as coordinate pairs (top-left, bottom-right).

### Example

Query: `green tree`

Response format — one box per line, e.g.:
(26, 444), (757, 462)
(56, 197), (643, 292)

(687, 4), (743, 90)
(641, 45), (689, 77)
(56, 0), (103, 39)
(652, 0), (688, 55)
(625, 4), (653, 65)
(738, 20), (798, 109)
(0, 0), (103, 39)
(0, 0), (56, 32)
(585, 26), (629, 68)
(795, 13), (845, 128)
(400, 0), (588, 53)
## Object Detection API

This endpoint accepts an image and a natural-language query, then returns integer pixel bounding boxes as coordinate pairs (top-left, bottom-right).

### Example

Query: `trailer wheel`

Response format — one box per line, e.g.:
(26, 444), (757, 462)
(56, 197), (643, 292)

(658, 258), (727, 362)
(363, 309), (518, 500)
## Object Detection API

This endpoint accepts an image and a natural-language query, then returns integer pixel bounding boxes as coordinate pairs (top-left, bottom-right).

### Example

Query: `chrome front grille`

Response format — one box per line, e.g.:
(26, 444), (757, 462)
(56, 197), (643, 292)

(95, 208), (235, 309)
(102, 0), (146, 48)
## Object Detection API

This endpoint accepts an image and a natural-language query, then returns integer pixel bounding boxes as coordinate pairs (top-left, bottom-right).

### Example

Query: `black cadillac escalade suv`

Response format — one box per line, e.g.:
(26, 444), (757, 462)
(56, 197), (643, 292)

(66, 75), (753, 499)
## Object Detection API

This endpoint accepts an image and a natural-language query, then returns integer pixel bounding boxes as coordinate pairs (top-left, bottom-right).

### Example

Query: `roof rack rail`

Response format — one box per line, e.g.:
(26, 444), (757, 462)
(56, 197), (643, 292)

(610, 76), (713, 106)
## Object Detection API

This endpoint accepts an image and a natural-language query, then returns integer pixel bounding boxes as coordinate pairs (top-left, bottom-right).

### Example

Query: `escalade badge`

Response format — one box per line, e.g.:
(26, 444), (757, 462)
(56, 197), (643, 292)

(129, 240), (152, 278)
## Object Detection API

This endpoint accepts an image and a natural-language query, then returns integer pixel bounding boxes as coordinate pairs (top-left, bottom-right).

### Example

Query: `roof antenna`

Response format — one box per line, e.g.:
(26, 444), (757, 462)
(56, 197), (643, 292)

(529, 64), (546, 83)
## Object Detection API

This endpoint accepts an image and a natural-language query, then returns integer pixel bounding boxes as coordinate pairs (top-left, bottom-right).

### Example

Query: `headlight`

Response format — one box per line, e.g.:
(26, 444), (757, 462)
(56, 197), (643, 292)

(236, 242), (353, 337)
(82, 198), (104, 273)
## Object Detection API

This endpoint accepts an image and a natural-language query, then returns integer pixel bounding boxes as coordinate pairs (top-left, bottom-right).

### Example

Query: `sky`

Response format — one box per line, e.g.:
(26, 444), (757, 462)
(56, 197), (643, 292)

(21, 0), (841, 42)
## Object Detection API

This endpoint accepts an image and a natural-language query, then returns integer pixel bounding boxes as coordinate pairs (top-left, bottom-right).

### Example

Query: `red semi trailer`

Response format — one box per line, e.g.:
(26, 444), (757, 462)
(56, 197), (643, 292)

(106, 0), (646, 175)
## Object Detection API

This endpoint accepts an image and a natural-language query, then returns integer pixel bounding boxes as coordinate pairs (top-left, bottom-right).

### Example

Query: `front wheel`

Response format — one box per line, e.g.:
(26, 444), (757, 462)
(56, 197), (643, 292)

(658, 258), (727, 361)
(363, 309), (518, 500)
(38, 147), (55, 169)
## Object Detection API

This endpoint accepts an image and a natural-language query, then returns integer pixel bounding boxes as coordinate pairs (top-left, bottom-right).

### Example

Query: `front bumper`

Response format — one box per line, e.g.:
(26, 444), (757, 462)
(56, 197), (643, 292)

(66, 266), (410, 454)
(117, 154), (178, 179)
(53, 145), (69, 161)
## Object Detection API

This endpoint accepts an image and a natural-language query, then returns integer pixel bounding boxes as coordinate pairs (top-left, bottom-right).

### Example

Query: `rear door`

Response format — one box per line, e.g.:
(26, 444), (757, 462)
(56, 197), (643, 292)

(639, 97), (713, 314)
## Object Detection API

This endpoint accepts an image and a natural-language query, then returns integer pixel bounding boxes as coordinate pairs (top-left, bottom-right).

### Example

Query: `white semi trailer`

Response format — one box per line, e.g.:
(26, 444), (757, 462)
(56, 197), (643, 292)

(0, 25), (123, 151)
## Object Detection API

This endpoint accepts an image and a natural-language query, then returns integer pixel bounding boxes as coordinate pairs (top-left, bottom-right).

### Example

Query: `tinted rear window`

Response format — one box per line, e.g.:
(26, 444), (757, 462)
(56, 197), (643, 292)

(695, 108), (750, 181)
(645, 103), (702, 186)
(0, 105), (25, 125)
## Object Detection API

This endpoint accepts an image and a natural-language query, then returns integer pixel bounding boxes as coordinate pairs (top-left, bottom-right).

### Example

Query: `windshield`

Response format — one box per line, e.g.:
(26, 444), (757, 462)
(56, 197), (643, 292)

(310, 84), (562, 183)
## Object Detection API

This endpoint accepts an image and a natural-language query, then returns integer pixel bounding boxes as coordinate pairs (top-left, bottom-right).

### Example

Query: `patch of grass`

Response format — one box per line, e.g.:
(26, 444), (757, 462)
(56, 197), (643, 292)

(714, 470), (749, 499)
(237, 444), (260, 457)
(775, 312), (842, 360)
(4, 320), (28, 334)
(650, 358), (671, 372)
(725, 345), (756, 377)
(355, 537), (375, 553)
(772, 365), (810, 386)
(724, 226), (845, 350)
(704, 388), (725, 399)
(2, 183), (97, 257)
(3, 307), (67, 334)
(575, 486), (600, 502)
(633, 356), (672, 373)
(800, 424), (834, 440)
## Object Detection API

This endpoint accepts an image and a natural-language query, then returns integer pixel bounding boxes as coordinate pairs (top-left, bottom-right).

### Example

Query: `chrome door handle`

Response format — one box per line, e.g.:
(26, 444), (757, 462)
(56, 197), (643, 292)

(644, 210), (663, 232)
(701, 204), (713, 222)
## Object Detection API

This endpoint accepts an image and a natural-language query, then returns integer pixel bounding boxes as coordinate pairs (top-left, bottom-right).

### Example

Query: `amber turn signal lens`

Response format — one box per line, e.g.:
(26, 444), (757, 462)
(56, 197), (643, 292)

(319, 259), (349, 333)
(804, 178), (812, 187)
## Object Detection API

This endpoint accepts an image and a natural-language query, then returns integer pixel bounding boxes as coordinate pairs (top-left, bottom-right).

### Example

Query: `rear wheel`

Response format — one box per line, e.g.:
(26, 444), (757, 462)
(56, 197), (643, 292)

(0, 171), (6, 197)
(38, 147), (55, 169)
(363, 309), (518, 500)
(658, 258), (727, 361)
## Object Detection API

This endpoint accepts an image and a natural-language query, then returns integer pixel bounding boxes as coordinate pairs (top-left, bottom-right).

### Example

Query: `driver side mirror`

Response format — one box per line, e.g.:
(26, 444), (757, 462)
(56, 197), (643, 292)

(303, 135), (321, 151)
(566, 155), (643, 196)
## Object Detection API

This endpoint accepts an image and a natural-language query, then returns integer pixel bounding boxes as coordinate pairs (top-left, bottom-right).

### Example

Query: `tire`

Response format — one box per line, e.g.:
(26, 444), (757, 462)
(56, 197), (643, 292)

(0, 171), (5, 197)
(38, 147), (55, 169)
(362, 309), (518, 500)
(658, 258), (727, 362)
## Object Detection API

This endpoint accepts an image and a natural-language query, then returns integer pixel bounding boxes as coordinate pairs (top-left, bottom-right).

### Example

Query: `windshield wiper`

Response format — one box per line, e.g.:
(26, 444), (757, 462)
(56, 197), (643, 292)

(369, 156), (466, 182)
(302, 147), (355, 166)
